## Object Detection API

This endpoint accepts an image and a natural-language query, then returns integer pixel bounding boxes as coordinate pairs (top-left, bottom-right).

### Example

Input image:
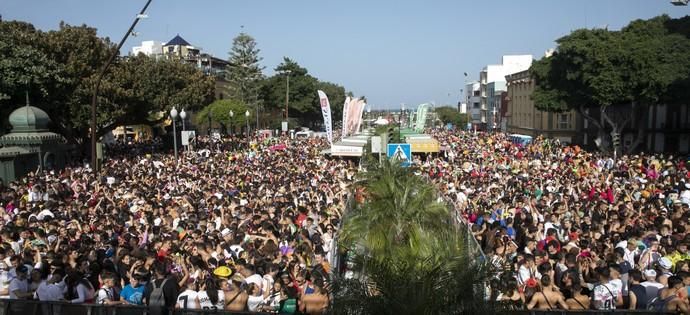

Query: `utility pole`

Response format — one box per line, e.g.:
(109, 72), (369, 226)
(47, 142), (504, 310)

(90, 0), (152, 172)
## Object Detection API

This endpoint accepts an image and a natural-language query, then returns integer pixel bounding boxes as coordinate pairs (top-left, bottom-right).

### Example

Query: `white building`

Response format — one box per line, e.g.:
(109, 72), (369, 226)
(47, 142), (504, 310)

(478, 55), (533, 129)
(131, 40), (163, 56)
(457, 102), (467, 114)
(465, 81), (481, 126)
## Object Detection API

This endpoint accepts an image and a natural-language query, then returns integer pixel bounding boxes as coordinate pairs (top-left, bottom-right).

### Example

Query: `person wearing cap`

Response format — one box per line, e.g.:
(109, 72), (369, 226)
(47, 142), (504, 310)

(658, 257), (675, 286)
(640, 269), (664, 305)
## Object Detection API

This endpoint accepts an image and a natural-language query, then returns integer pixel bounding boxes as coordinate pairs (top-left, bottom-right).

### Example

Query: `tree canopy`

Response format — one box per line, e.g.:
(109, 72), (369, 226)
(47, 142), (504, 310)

(0, 20), (215, 147)
(259, 57), (348, 129)
(435, 106), (468, 127)
(225, 33), (264, 106)
(530, 15), (690, 153)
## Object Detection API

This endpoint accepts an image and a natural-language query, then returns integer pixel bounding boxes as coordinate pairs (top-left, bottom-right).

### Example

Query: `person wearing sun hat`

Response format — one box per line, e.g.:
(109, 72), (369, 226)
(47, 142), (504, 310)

(213, 265), (232, 280)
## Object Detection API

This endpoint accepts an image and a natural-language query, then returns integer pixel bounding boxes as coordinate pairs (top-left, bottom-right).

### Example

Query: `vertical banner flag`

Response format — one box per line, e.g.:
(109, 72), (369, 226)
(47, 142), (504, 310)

(353, 101), (367, 134)
(344, 97), (361, 137)
(317, 90), (333, 145)
(415, 103), (429, 132)
(341, 96), (351, 138)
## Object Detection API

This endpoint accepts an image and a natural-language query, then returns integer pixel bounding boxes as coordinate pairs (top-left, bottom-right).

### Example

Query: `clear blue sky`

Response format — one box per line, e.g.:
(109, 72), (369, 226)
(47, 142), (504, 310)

(3, 0), (688, 109)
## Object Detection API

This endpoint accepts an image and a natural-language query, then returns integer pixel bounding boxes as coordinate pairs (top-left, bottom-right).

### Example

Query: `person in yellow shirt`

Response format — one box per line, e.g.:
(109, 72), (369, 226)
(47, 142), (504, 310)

(665, 242), (690, 269)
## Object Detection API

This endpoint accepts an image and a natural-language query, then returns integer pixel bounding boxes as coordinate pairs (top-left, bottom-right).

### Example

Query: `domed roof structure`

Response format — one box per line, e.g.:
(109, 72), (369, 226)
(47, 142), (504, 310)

(8, 105), (51, 132)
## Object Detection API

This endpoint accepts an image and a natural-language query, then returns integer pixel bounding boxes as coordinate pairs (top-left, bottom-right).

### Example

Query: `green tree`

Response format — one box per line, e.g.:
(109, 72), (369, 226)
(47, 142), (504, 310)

(259, 57), (348, 129)
(435, 106), (468, 127)
(225, 33), (264, 106)
(333, 160), (495, 314)
(195, 99), (248, 134)
(340, 159), (452, 260)
(0, 20), (215, 148)
(0, 21), (63, 134)
(531, 15), (690, 154)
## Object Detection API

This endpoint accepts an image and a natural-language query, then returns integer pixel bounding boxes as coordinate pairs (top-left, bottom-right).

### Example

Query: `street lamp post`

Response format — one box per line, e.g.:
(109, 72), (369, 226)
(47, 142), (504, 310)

(170, 107), (178, 162)
(90, 0), (152, 172)
(283, 70), (292, 121)
(180, 109), (186, 131)
(245, 110), (250, 138)
(399, 103), (405, 142)
(229, 110), (234, 135)
(180, 108), (186, 152)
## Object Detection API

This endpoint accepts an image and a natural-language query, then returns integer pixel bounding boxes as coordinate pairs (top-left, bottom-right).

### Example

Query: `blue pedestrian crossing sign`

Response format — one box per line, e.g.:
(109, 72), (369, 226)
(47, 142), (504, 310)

(387, 143), (412, 166)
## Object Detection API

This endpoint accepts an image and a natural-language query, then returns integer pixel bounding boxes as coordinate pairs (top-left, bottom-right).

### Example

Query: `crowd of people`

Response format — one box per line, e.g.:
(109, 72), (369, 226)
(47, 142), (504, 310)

(0, 134), (352, 314)
(4, 125), (690, 314)
(422, 130), (690, 313)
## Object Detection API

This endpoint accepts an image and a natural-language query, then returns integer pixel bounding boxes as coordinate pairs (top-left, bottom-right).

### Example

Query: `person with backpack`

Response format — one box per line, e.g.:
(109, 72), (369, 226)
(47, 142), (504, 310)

(591, 266), (622, 310)
(651, 276), (690, 314)
(143, 262), (179, 315)
(96, 272), (123, 305)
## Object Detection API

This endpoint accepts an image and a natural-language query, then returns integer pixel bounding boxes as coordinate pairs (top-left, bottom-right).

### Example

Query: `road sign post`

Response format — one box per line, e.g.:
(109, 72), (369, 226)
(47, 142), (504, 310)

(387, 143), (412, 167)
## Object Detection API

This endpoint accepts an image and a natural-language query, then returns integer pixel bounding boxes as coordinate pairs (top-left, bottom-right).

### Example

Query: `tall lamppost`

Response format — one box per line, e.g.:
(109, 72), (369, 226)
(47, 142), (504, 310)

(90, 0), (152, 172)
(170, 107), (178, 161)
(229, 110), (234, 135)
(180, 108), (186, 152)
(245, 110), (250, 138)
(180, 108), (187, 131)
(282, 70), (292, 122)
(399, 103), (405, 141)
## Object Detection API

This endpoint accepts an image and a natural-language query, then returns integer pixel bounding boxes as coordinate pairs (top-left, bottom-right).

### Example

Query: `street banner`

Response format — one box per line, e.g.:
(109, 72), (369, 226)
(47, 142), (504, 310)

(341, 96), (351, 138)
(415, 103), (430, 132)
(353, 100), (367, 135)
(317, 90), (334, 145)
(343, 97), (361, 137)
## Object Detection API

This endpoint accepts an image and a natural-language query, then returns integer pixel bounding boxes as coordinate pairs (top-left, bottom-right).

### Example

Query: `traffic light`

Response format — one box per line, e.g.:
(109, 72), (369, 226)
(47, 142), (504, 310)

(387, 127), (395, 144)
(611, 132), (621, 148)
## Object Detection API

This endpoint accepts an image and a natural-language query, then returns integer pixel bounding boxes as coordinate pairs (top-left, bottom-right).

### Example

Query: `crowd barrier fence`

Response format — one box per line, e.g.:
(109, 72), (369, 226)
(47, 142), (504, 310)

(511, 310), (672, 315)
(0, 299), (272, 315)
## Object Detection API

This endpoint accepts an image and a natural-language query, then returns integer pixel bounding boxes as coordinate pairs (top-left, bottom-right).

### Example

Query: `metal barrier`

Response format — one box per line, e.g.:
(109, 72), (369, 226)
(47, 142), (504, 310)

(511, 310), (672, 315)
(328, 193), (352, 279)
(0, 299), (270, 315)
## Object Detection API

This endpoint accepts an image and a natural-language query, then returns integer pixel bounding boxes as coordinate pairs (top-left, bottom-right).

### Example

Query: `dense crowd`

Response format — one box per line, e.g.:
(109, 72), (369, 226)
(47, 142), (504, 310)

(422, 130), (690, 313)
(0, 135), (351, 314)
(5, 125), (690, 314)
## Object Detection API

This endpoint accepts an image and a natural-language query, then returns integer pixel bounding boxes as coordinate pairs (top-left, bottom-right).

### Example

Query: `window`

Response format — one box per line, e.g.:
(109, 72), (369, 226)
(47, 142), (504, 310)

(473, 90), (480, 97)
(558, 114), (570, 129)
(473, 102), (480, 109)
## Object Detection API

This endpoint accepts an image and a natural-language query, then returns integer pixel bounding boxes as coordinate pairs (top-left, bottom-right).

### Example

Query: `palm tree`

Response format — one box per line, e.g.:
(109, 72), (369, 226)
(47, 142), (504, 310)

(333, 160), (500, 314)
(340, 159), (451, 260)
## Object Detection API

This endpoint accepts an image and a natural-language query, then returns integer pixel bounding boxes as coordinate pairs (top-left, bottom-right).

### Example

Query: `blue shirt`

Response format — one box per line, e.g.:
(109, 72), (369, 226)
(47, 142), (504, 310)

(120, 284), (145, 305)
